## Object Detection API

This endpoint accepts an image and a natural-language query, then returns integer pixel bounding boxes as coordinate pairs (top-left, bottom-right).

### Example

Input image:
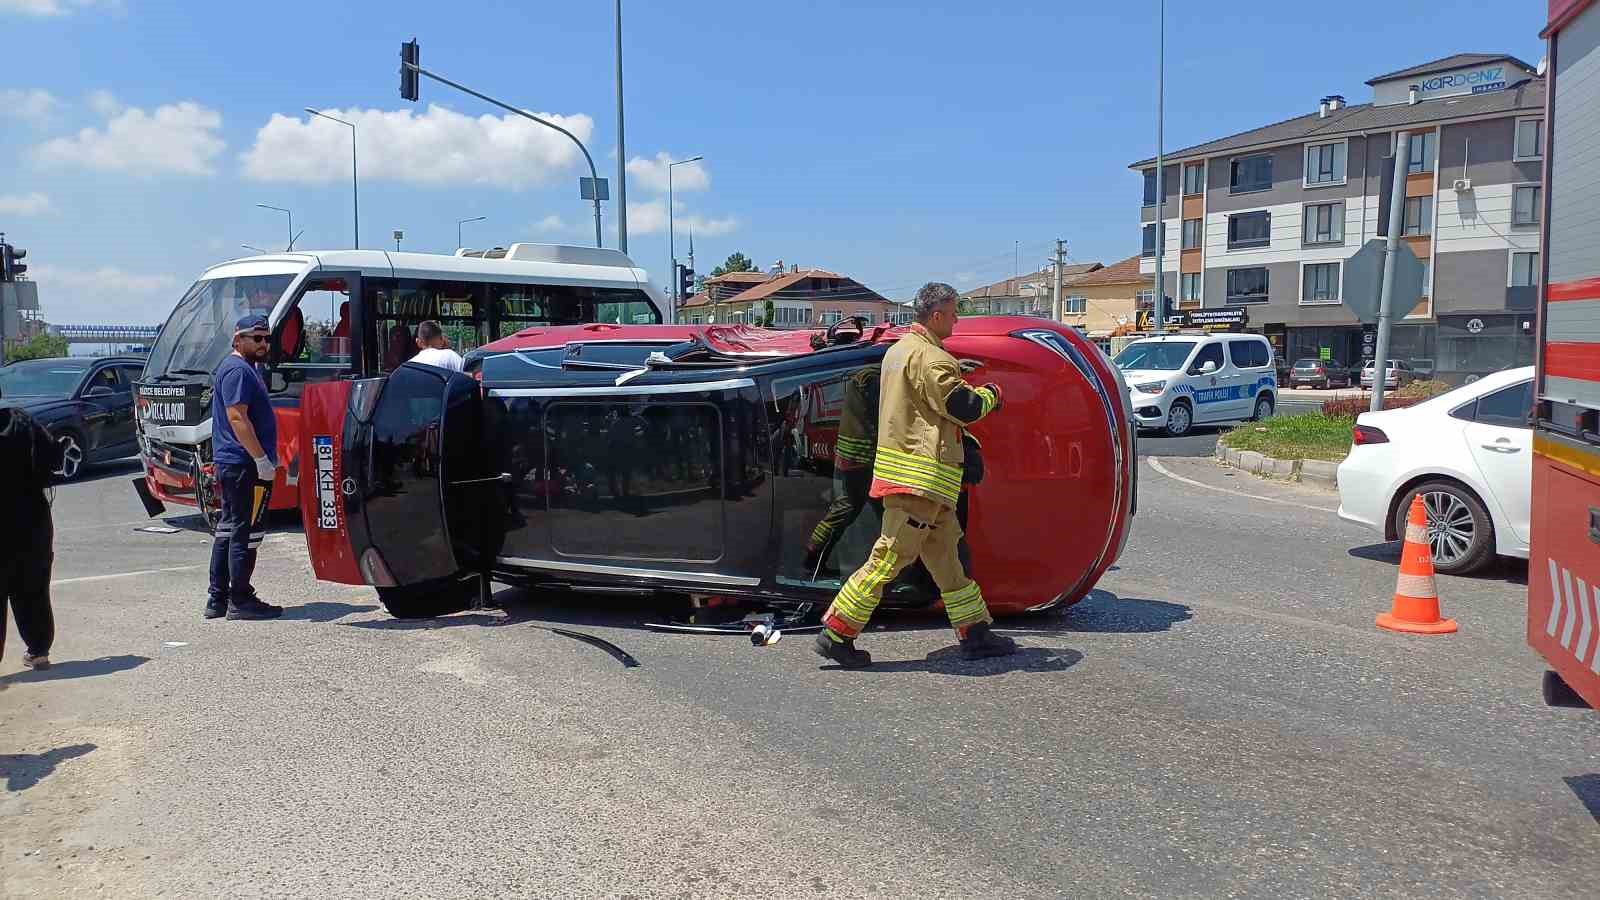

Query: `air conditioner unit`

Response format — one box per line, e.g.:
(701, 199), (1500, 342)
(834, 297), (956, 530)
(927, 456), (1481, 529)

(1452, 178), (1473, 192)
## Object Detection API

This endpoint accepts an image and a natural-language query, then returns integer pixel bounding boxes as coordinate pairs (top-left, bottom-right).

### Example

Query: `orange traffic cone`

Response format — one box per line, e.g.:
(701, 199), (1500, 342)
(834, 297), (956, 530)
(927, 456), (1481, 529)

(1376, 493), (1458, 634)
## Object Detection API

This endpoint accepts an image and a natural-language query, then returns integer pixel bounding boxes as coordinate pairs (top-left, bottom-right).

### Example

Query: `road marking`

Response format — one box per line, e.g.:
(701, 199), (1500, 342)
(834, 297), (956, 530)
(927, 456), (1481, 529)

(1146, 457), (1338, 513)
(51, 564), (206, 586)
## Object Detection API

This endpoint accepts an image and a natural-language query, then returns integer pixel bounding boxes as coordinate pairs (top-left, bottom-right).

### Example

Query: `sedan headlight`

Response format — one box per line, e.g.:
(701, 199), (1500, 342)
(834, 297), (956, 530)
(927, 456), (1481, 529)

(1132, 380), (1167, 395)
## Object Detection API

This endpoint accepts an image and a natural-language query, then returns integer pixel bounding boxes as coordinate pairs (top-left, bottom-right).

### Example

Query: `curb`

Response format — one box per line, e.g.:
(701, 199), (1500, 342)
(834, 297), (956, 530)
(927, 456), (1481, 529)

(1214, 443), (1341, 488)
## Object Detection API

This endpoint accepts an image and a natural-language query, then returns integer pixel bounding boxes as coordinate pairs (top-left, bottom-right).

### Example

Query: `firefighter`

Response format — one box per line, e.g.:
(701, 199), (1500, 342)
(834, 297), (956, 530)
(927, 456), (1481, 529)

(814, 282), (1018, 667)
(802, 365), (880, 577)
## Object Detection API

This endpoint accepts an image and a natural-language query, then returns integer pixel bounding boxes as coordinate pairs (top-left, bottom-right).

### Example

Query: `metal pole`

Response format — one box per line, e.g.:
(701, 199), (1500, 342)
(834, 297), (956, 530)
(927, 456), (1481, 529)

(615, 0), (628, 254)
(305, 110), (360, 249)
(1153, 0), (1165, 334)
(669, 163), (676, 306)
(1053, 239), (1065, 321)
(407, 62), (604, 247)
(1371, 131), (1412, 413)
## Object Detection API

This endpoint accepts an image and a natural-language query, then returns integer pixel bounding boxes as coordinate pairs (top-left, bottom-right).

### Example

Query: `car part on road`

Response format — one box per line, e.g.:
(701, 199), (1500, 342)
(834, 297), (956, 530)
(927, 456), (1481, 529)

(55, 430), (84, 480)
(1542, 670), (1591, 708)
(532, 626), (641, 668)
(376, 576), (475, 618)
(1392, 480), (1494, 575)
(1376, 494), (1457, 635)
(1165, 401), (1193, 437)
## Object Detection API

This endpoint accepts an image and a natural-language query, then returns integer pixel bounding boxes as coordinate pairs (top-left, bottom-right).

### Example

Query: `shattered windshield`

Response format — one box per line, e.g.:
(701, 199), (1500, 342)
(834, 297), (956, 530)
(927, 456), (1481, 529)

(144, 274), (293, 380)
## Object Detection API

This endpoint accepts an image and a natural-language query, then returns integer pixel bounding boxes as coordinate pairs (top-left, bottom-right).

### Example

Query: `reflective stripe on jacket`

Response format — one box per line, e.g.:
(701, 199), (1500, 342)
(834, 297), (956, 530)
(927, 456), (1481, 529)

(869, 324), (997, 507)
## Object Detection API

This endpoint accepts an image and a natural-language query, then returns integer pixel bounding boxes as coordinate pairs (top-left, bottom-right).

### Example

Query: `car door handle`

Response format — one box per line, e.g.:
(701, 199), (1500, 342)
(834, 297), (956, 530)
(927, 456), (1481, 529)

(1479, 443), (1521, 453)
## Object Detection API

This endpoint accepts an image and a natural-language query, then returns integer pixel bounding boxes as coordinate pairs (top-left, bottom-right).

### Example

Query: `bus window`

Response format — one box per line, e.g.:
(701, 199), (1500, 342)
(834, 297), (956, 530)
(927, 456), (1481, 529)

(366, 278), (487, 374)
(273, 278), (354, 395)
(492, 283), (659, 337)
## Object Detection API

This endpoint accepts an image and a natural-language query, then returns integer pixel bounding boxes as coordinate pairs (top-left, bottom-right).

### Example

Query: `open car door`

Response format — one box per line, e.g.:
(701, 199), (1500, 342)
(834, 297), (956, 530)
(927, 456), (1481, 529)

(298, 362), (502, 615)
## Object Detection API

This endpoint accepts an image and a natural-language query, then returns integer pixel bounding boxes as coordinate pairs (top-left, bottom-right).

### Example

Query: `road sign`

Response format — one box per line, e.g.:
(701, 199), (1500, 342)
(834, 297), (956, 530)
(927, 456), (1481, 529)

(580, 177), (610, 201)
(1343, 238), (1425, 324)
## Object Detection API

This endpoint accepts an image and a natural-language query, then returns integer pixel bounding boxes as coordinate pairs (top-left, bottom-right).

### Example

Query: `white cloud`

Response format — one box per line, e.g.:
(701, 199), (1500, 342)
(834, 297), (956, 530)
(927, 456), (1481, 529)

(29, 265), (183, 324)
(87, 89), (121, 116)
(624, 199), (738, 237)
(33, 100), (225, 176)
(0, 193), (51, 215)
(626, 152), (710, 194)
(0, 0), (121, 16)
(531, 214), (570, 234)
(241, 105), (595, 189)
(0, 88), (58, 123)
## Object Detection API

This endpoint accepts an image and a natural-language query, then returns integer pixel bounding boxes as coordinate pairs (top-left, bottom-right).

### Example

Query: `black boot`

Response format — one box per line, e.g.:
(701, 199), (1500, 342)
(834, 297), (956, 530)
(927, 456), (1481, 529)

(959, 623), (1018, 660)
(813, 630), (872, 668)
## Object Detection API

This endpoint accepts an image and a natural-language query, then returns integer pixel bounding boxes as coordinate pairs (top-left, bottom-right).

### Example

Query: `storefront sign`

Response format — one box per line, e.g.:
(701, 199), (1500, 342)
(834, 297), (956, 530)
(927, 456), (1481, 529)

(1186, 308), (1249, 332)
(1320, 347), (1332, 361)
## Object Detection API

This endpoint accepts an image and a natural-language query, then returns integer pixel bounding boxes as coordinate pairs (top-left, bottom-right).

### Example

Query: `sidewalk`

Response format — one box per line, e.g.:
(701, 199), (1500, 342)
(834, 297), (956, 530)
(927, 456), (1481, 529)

(1277, 386), (1368, 401)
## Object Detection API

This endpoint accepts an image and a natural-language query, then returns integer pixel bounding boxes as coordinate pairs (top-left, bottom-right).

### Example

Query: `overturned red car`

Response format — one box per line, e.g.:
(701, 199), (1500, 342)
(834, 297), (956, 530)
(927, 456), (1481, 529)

(293, 316), (1135, 618)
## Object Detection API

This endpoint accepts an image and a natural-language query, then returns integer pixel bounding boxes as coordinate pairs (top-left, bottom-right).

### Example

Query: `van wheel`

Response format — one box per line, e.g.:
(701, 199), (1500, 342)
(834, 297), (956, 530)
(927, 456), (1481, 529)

(377, 577), (474, 618)
(1251, 394), (1274, 421)
(1164, 400), (1193, 437)
(1391, 480), (1494, 576)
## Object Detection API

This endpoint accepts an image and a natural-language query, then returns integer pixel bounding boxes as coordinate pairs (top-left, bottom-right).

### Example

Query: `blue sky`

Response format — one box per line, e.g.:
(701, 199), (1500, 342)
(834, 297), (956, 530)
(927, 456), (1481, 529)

(0, 0), (1546, 325)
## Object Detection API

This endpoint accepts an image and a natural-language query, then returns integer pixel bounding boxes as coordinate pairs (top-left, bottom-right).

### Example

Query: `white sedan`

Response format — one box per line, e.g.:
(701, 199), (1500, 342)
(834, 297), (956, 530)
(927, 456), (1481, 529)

(1337, 366), (1534, 575)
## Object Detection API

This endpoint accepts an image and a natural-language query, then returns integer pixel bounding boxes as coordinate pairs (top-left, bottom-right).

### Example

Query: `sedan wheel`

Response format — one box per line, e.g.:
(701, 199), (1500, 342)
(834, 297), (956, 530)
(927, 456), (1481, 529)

(1394, 481), (1494, 575)
(55, 433), (85, 481)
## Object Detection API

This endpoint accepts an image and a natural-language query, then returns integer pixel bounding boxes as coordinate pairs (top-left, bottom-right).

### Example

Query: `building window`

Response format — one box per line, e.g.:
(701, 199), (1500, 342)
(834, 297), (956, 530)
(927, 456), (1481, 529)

(1401, 196), (1432, 236)
(1303, 201), (1344, 245)
(1181, 218), (1202, 249)
(1143, 168), (1158, 206)
(1510, 252), (1539, 288)
(1515, 117), (1544, 161)
(1227, 210), (1271, 249)
(1229, 154), (1273, 193)
(1064, 295), (1087, 314)
(1420, 260), (1431, 296)
(1180, 273), (1201, 303)
(1182, 162), (1204, 195)
(1404, 131), (1437, 174)
(1136, 289), (1155, 309)
(1225, 267), (1269, 305)
(819, 310), (843, 325)
(1141, 223), (1162, 257)
(1513, 185), (1541, 226)
(1304, 141), (1346, 186)
(1301, 262), (1340, 305)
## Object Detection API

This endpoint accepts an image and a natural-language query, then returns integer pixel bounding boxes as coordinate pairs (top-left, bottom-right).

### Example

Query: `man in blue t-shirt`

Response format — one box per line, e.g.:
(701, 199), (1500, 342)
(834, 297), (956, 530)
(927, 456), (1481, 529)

(206, 314), (283, 620)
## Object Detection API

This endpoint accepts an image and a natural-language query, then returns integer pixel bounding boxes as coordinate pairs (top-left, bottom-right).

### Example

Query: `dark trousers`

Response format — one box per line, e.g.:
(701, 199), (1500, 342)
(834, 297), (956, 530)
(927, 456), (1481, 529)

(2, 523), (55, 662)
(207, 463), (271, 607)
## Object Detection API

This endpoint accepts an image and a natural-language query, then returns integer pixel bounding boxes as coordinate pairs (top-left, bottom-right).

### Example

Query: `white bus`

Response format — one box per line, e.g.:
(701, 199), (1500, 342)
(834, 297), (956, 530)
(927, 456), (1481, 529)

(132, 243), (667, 524)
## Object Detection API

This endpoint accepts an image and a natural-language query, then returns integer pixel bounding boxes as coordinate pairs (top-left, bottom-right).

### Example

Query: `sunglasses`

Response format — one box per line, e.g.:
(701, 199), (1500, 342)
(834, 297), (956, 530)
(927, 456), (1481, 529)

(238, 334), (269, 343)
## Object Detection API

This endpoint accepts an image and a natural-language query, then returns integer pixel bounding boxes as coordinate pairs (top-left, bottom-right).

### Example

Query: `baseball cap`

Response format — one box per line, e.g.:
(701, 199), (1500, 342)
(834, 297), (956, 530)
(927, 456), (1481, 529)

(234, 314), (270, 335)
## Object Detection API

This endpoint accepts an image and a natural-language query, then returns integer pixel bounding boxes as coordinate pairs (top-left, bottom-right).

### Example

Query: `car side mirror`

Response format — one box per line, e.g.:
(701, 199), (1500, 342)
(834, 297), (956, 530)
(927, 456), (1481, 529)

(84, 385), (115, 399)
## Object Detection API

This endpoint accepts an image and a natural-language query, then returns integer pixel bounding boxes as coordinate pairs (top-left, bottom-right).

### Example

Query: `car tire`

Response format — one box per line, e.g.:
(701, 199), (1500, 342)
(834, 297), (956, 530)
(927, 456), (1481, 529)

(53, 429), (86, 481)
(377, 576), (474, 618)
(1164, 400), (1194, 437)
(1251, 394), (1274, 422)
(1392, 480), (1495, 576)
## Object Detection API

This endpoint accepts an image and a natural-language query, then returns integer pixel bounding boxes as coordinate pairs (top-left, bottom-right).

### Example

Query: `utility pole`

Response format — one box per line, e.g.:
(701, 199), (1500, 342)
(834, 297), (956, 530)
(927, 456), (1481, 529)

(615, 0), (628, 254)
(1052, 238), (1066, 321)
(1153, 0), (1166, 334)
(1371, 132), (1412, 413)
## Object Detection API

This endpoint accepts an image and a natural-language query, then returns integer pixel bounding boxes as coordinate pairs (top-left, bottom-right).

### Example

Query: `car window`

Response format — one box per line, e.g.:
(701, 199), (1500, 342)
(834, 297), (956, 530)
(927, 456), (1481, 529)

(1251, 341), (1270, 368)
(1474, 380), (1533, 428)
(117, 365), (144, 389)
(87, 367), (123, 393)
(1228, 341), (1257, 368)
(1191, 343), (1225, 373)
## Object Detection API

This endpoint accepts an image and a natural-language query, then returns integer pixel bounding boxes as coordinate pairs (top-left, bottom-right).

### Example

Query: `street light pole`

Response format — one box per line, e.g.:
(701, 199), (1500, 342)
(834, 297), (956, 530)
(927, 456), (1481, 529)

(304, 108), (358, 249)
(256, 204), (292, 251)
(667, 155), (703, 307)
(1153, 0), (1166, 334)
(615, 0), (628, 255)
(457, 215), (486, 250)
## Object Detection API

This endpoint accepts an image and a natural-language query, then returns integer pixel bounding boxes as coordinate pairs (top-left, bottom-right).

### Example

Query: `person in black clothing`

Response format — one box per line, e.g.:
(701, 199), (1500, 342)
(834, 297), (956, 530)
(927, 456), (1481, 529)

(0, 403), (62, 670)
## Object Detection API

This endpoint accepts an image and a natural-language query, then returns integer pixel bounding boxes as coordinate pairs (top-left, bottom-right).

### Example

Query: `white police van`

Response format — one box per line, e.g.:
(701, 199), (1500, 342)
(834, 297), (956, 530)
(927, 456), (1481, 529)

(1113, 333), (1277, 437)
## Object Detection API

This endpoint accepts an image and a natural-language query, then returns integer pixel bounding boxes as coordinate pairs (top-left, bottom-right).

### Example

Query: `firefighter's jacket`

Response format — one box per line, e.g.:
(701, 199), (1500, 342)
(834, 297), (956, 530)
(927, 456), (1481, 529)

(869, 324), (998, 509)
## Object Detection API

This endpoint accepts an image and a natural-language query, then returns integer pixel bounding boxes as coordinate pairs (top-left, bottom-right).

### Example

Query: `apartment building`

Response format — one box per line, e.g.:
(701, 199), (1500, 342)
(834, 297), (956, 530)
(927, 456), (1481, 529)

(1131, 53), (1545, 383)
(681, 265), (903, 328)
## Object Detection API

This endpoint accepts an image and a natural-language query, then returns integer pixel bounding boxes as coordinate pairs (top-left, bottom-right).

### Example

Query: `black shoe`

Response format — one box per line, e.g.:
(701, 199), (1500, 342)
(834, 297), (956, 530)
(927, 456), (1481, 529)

(204, 601), (227, 619)
(226, 600), (283, 621)
(813, 630), (872, 668)
(22, 652), (50, 670)
(959, 623), (1019, 660)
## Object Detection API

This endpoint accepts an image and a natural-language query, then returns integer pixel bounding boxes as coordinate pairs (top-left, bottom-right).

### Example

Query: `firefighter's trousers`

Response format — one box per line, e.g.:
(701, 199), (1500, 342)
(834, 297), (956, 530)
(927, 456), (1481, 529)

(821, 493), (993, 640)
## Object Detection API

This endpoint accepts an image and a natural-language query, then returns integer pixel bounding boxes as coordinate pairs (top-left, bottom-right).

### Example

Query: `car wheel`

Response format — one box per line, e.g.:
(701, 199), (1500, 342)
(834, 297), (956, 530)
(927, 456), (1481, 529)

(1251, 394), (1274, 422)
(377, 576), (474, 618)
(1164, 400), (1194, 437)
(54, 430), (86, 481)
(1392, 481), (1495, 575)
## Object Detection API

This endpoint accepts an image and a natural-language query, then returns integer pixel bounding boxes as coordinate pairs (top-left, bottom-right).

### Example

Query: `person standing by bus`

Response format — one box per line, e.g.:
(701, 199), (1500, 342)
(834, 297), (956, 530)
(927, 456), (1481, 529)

(409, 320), (464, 372)
(205, 315), (282, 621)
(0, 403), (62, 670)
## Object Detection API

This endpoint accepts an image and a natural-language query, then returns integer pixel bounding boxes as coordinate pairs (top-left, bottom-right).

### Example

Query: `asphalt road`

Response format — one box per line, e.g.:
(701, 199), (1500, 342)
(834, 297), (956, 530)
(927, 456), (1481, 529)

(1136, 395), (1327, 458)
(3, 455), (1596, 898)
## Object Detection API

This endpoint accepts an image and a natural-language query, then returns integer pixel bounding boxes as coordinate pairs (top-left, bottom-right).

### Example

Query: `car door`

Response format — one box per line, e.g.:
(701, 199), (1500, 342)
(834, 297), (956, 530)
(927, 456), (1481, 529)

(1225, 339), (1267, 419)
(1460, 379), (1534, 545)
(1186, 342), (1230, 423)
(105, 364), (143, 454)
(76, 365), (124, 455)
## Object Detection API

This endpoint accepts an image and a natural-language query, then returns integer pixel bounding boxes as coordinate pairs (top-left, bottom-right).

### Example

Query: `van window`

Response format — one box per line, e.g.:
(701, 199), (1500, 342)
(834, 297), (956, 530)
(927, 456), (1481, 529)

(1191, 343), (1225, 374)
(1228, 339), (1268, 368)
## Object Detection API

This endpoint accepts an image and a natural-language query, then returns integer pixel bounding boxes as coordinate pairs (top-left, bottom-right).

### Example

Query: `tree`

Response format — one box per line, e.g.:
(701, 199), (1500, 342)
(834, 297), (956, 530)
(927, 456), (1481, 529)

(6, 332), (69, 362)
(710, 252), (756, 278)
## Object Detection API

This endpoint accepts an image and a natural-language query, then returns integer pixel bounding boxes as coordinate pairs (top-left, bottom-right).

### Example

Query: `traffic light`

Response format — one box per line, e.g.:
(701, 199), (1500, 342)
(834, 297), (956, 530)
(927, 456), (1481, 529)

(400, 39), (420, 102)
(0, 243), (24, 283)
(678, 265), (695, 299)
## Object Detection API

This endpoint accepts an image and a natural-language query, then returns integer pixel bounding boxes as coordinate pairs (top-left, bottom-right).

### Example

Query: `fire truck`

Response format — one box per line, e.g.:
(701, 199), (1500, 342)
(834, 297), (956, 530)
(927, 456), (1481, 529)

(1529, 0), (1600, 709)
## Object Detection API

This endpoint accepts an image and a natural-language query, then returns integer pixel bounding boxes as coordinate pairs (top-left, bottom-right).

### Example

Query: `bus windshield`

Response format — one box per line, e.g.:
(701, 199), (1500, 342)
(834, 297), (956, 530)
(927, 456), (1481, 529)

(144, 274), (293, 379)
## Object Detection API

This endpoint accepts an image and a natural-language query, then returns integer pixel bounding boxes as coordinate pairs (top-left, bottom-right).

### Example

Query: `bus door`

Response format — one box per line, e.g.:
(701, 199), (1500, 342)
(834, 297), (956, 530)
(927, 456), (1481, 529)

(269, 270), (362, 494)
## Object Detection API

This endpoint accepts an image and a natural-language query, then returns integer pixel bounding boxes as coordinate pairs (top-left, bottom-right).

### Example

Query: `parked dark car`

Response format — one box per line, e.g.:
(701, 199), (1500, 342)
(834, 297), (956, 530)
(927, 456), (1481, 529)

(0, 356), (145, 480)
(1289, 357), (1354, 389)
